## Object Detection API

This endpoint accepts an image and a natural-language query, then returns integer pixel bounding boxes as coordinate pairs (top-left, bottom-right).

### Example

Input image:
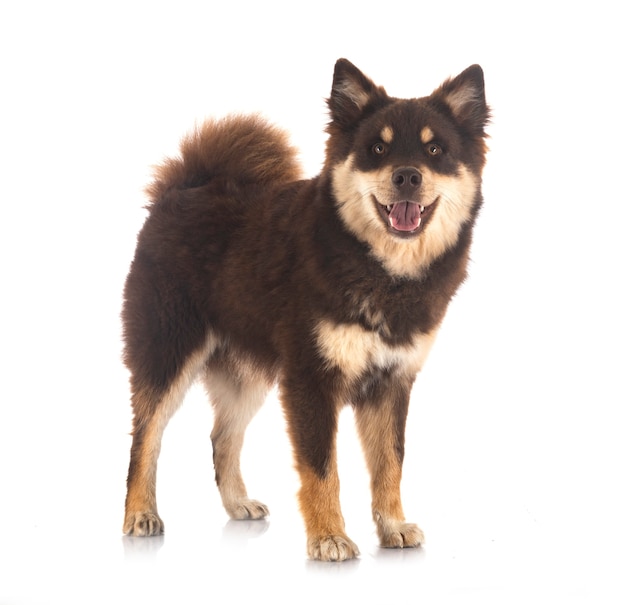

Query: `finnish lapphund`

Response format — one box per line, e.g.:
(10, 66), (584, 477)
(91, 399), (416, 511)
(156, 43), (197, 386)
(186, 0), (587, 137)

(122, 59), (489, 561)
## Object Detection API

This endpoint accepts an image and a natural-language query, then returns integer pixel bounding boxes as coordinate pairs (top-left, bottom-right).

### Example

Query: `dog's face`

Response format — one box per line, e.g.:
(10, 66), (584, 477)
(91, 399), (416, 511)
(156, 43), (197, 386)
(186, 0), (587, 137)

(326, 60), (489, 278)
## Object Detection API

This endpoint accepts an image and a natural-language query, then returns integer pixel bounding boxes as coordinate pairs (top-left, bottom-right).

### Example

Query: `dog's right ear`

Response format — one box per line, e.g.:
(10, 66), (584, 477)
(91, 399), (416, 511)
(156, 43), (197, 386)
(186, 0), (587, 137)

(328, 59), (388, 130)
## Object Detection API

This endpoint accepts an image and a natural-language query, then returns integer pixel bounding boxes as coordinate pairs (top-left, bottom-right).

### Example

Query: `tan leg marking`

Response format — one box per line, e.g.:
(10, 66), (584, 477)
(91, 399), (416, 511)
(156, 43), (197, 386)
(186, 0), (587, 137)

(124, 339), (217, 536)
(204, 358), (271, 520)
(298, 461), (360, 561)
(355, 391), (424, 549)
(124, 400), (168, 536)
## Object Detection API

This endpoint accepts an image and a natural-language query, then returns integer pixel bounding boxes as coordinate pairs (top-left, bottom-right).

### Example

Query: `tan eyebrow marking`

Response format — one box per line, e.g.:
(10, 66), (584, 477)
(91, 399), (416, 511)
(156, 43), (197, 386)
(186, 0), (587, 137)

(380, 126), (394, 144)
(420, 126), (434, 144)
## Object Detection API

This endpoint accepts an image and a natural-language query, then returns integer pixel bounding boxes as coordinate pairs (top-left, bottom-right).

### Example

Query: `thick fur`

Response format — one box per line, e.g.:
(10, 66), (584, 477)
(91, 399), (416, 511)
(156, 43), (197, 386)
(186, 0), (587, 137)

(122, 60), (489, 561)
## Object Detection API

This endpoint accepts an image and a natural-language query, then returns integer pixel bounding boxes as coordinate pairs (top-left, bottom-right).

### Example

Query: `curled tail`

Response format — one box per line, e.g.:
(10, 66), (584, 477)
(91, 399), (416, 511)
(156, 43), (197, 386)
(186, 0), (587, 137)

(146, 114), (302, 201)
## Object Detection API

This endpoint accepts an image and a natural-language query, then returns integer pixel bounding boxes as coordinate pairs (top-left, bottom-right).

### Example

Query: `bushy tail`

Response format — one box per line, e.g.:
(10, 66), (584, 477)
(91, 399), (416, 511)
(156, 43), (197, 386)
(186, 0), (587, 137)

(146, 114), (302, 201)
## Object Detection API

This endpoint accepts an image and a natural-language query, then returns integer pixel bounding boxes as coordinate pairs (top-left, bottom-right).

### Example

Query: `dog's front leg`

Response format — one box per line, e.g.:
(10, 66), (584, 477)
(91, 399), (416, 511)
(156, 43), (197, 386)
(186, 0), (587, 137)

(280, 373), (360, 561)
(354, 375), (425, 549)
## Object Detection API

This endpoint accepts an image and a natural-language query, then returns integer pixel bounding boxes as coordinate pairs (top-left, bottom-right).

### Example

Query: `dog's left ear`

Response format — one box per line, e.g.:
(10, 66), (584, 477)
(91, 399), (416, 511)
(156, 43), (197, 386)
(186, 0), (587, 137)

(328, 59), (389, 130)
(433, 65), (490, 135)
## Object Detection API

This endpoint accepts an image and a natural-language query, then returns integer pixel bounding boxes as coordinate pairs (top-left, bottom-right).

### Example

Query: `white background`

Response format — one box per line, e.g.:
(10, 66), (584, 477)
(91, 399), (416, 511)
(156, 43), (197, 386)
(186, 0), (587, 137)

(1, 1), (625, 603)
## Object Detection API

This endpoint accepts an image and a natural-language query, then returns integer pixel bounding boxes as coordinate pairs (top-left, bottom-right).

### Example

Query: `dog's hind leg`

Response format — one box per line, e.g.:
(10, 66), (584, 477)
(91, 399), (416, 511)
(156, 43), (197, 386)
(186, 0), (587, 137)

(203, 358), (271, 520)
(123, 348), (209, 536)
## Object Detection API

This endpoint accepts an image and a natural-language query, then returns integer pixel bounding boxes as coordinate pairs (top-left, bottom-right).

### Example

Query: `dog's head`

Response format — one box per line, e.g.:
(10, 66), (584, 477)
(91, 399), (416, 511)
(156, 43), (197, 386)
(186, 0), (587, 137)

(326, 59), (489, 278)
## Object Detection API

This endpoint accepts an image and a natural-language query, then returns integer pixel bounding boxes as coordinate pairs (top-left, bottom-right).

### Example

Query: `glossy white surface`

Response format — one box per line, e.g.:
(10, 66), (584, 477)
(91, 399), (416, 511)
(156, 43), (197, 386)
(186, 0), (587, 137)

(1, 1), (624, 603)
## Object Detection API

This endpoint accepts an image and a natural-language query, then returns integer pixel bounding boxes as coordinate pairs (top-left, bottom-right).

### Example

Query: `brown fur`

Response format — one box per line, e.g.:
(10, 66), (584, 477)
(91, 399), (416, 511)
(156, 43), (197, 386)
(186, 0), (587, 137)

(122, 59), (489, 560)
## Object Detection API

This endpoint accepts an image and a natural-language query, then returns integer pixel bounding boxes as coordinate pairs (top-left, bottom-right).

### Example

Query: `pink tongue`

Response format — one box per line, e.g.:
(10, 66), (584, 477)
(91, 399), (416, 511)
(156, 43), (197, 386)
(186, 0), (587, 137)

(389, 202), (421, 231)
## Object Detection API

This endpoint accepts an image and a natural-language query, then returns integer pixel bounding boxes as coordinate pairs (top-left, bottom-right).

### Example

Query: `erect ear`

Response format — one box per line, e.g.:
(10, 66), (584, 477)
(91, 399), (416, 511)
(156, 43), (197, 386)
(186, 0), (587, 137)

(327, 59), (389, 130)
(433, 64), (490, 135)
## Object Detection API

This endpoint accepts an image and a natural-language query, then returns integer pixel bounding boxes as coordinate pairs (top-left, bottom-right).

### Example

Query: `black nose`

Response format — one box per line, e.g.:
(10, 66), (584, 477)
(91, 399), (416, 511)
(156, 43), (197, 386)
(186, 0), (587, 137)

(392, 167), (422, 195)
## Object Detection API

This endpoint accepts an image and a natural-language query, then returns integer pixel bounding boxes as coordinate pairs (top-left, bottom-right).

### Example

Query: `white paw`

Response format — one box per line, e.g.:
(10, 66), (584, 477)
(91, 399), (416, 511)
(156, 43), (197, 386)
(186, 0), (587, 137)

(225, 498), (269, 520)
(377, 518), (424, 548)
(124, 511), (164, 536)
(307, 534), (360, 561)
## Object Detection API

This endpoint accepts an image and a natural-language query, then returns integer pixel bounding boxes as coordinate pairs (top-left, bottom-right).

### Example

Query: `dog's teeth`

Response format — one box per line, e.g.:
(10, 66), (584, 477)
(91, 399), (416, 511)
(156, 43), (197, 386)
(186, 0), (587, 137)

(420, 205), (425, 212)
(386, 205), (392, 212)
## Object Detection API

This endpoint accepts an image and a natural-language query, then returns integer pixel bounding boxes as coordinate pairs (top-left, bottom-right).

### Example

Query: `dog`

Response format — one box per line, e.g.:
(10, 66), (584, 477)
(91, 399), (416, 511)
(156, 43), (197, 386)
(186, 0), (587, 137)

(122, 59), (489, 561)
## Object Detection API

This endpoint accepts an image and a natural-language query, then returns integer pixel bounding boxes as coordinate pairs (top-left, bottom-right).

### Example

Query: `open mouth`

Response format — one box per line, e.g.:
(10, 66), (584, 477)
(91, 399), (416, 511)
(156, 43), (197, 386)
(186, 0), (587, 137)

(375, 199), (437, 237)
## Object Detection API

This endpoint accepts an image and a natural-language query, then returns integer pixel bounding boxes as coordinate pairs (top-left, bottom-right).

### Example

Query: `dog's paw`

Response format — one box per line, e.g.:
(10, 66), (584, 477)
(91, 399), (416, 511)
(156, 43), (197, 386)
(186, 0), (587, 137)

(377, 518), (424, 548)
(307, 534), (360, 562)
(225, 498), (269, 520)
(123, 511), (164, 536)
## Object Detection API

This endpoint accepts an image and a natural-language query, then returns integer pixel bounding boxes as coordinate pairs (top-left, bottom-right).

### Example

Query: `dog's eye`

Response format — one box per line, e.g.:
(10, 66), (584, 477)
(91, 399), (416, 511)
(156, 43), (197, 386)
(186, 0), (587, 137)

(372, 143), (386, 155)
(427, 143), (443, 156)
